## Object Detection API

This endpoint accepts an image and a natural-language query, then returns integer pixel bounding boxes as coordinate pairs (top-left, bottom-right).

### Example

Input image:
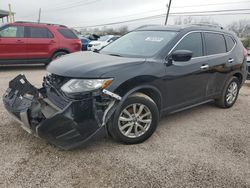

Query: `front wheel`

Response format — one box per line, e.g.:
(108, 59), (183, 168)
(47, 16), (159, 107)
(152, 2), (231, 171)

(215, 76), (240, 108)
(108, 93), (159, 144)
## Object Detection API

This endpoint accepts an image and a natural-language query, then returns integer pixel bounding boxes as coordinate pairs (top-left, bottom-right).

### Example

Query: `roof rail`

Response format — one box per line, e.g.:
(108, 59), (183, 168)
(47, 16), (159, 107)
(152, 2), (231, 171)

(15, 21), (67, 27)
(135, 25), (158, 30)
(190, 23), (223, 30)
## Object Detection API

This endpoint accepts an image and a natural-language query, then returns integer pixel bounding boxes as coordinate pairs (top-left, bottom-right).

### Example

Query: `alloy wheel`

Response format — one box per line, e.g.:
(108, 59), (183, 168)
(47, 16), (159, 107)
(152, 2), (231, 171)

(118, 103), (152, 138)
(226, 81), (238, 105)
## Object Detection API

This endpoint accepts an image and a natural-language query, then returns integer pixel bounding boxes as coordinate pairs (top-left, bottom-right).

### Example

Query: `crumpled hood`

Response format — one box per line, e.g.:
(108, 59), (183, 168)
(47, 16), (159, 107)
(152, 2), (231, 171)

(47, 51), (145, 78)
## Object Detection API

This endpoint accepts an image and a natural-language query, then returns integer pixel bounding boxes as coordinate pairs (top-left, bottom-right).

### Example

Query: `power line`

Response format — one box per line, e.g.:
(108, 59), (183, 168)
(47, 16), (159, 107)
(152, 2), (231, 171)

(24, 0), (250, 17)
(74, 8), (250, 28)
(20, 0), (101, 17)
(44, 0), (101, 12)
(172, 0), (250, 8)
(74, 13), (250, 28)
(42, 0), (100, 11)
(170, 8), (250, 15)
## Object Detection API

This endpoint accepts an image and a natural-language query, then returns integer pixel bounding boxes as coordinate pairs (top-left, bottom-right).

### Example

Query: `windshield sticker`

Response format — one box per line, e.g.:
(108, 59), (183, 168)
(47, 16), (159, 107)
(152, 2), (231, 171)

(145, 37), (164, 42)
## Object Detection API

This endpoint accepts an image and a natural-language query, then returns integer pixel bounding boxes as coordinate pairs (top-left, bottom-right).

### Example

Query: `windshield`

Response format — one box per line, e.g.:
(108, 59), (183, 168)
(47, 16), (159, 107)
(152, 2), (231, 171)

(100, 31), (178, 57)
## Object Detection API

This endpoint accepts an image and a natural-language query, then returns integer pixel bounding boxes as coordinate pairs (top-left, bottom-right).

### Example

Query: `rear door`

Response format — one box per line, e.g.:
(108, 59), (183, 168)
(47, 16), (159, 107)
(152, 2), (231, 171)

(0, 25), (27, 62)
(26, 26), (56, 61)
(164, 32), (211, 110)
(203, 32), (231, 96)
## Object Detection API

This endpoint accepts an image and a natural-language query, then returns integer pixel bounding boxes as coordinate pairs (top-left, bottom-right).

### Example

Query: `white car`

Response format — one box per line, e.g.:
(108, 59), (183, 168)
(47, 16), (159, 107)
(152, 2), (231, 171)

(88, 35), (120, 51)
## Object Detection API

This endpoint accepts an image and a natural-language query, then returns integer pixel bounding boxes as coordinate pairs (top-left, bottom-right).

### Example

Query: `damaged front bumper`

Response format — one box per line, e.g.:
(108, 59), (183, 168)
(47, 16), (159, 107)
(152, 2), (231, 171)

(3, 74), (121, 150)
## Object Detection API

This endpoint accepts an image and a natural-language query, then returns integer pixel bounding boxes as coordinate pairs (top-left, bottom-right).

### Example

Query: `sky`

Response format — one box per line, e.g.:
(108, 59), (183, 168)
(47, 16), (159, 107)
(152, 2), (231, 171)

(1, 0), (250, 29)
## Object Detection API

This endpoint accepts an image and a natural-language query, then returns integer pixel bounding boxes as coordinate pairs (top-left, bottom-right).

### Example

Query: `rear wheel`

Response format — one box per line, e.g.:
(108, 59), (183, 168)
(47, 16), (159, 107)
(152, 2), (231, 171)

(51, 51), (68, 61)
(215, 76), (240, 108)
(108, 93), (159, 144)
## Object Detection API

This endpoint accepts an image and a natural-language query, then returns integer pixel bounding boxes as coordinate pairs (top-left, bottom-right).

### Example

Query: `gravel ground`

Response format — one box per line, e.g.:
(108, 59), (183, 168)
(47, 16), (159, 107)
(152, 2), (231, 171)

(0, 66), (250, 188)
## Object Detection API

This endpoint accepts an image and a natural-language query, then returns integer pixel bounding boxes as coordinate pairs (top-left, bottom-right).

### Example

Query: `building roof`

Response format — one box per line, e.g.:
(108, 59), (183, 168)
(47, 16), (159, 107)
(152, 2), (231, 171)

(0, 9), (9, 19)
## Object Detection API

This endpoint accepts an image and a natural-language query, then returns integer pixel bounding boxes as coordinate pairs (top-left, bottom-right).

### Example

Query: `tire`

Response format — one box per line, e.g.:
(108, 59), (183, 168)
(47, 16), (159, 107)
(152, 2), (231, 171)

(215, 76), (240, 108)
(108, 92), (159, 144)
(51, 51), (68, 61)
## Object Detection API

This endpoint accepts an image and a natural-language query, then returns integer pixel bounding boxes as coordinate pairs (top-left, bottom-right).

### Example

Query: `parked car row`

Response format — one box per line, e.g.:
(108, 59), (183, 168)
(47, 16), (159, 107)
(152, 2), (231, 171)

(0, 21), (121, 65)
(79, 34), (120, 51)
(0, 21), (81, 65)
(87, 35), (120, 51)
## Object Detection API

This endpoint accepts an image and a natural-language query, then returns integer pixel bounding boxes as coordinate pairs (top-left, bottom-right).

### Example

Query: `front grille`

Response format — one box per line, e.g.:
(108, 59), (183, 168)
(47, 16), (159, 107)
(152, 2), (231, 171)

(44, 74), (69, 89)
(43, 74), (70, 109)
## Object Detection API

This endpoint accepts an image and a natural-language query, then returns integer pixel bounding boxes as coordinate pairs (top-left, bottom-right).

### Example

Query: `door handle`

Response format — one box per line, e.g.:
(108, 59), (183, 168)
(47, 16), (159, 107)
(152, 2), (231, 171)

(50, 40), (56, 44)
(200, 64), (209, 70)
(228, 58), (234, 63)
(16, 40), (24, 44)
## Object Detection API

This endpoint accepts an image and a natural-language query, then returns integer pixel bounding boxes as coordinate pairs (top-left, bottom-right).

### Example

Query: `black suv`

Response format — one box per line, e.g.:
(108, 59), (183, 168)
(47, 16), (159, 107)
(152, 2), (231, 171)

(3, 25), (248, 150)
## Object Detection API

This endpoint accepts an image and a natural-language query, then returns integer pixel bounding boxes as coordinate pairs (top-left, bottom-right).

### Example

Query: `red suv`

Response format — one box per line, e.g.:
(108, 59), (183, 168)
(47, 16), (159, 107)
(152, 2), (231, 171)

(0, 21), (81, 65)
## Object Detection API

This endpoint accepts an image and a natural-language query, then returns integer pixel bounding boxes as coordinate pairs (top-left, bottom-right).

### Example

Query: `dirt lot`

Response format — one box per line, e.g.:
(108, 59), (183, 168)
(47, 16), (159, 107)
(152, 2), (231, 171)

(0, 66), (250, 188)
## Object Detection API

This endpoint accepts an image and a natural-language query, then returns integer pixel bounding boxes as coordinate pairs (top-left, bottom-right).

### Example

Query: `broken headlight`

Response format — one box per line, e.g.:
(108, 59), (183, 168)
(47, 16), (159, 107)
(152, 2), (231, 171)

(61, 79), (113, 94)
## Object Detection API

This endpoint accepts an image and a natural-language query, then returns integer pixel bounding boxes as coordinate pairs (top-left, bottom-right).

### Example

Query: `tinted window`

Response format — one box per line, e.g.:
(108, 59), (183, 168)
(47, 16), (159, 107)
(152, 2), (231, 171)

(225, 35), (235, 51)
(58, 29), (78, 39)
(29, 27), (53, 38)
(204, 33), (226, 55)
(174, 32), (203, 57)
(0, 26), (24, 38)
(101, 31), (178, 57)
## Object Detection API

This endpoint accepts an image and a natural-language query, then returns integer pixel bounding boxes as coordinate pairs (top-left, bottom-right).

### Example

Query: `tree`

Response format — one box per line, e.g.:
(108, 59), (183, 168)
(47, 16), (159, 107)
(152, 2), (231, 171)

(227, 20), (250, 38)
(78, 26), (128, 36)
(173, 16), (219, 26)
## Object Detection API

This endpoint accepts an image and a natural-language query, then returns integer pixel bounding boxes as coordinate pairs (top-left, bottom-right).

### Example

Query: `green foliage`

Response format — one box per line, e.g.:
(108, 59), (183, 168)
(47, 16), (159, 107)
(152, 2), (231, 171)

(242, 38), (250, 49)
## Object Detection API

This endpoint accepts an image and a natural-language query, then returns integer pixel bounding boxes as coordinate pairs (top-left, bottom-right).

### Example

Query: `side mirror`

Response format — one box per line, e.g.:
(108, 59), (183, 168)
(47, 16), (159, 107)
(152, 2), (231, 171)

(171, 50), (192, 62)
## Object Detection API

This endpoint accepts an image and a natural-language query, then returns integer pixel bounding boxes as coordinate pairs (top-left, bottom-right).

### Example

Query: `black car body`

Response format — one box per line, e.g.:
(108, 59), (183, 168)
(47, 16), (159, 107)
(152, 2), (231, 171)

(247, 50), (250, 79)
(3, 25), (248, 150)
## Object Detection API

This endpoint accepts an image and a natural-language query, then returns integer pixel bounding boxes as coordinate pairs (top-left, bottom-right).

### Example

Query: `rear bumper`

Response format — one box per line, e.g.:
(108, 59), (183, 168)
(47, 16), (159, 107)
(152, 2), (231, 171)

(3, 75), (119, 150)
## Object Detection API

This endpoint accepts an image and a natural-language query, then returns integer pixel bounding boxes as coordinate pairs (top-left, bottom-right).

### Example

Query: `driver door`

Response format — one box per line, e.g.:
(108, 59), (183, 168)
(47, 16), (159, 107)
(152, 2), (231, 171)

(163, 32), (211, 110)
(0, 25), (27, 61)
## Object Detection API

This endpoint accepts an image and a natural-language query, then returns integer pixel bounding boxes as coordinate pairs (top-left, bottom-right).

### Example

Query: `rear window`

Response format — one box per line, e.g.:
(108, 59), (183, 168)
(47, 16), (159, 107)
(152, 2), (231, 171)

(225, 35), (235, 52)
(204, 33), (226, 55)
(29, 27), (53, 38)
(58, 28), (78, 39)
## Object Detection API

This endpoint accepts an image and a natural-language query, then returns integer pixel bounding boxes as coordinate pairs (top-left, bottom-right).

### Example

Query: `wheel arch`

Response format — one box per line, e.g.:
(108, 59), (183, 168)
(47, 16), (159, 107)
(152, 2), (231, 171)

(233, 72), (243, 85)
(113, 78), (163, 113)
(51, 48), (70, 57)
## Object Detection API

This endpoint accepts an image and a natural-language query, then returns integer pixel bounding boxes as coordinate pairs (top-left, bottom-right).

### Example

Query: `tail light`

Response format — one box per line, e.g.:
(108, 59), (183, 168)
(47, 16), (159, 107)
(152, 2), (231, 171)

(243, 48), (248, 57)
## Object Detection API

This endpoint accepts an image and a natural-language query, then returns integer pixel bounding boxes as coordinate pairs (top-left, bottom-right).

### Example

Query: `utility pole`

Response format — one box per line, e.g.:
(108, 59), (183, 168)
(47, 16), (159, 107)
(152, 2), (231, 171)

(8, 4), (14, 23)
(38, 8), (41, 23)
(164, 0), (172, 25)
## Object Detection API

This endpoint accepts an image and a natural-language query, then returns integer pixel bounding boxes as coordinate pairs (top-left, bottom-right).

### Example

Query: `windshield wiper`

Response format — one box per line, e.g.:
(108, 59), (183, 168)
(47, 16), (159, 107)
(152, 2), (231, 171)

(108, 53), (122, 57)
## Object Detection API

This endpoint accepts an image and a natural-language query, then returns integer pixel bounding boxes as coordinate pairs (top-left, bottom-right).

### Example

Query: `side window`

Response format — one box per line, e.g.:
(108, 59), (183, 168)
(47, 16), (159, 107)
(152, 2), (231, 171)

(174, 32), (203, 58)
(29, 27), (53, 38)
(225, 35), (235, 52)
(57, 28), (78, 39)
(204, 33), (226, 55)
(0, 26), (24, 38)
